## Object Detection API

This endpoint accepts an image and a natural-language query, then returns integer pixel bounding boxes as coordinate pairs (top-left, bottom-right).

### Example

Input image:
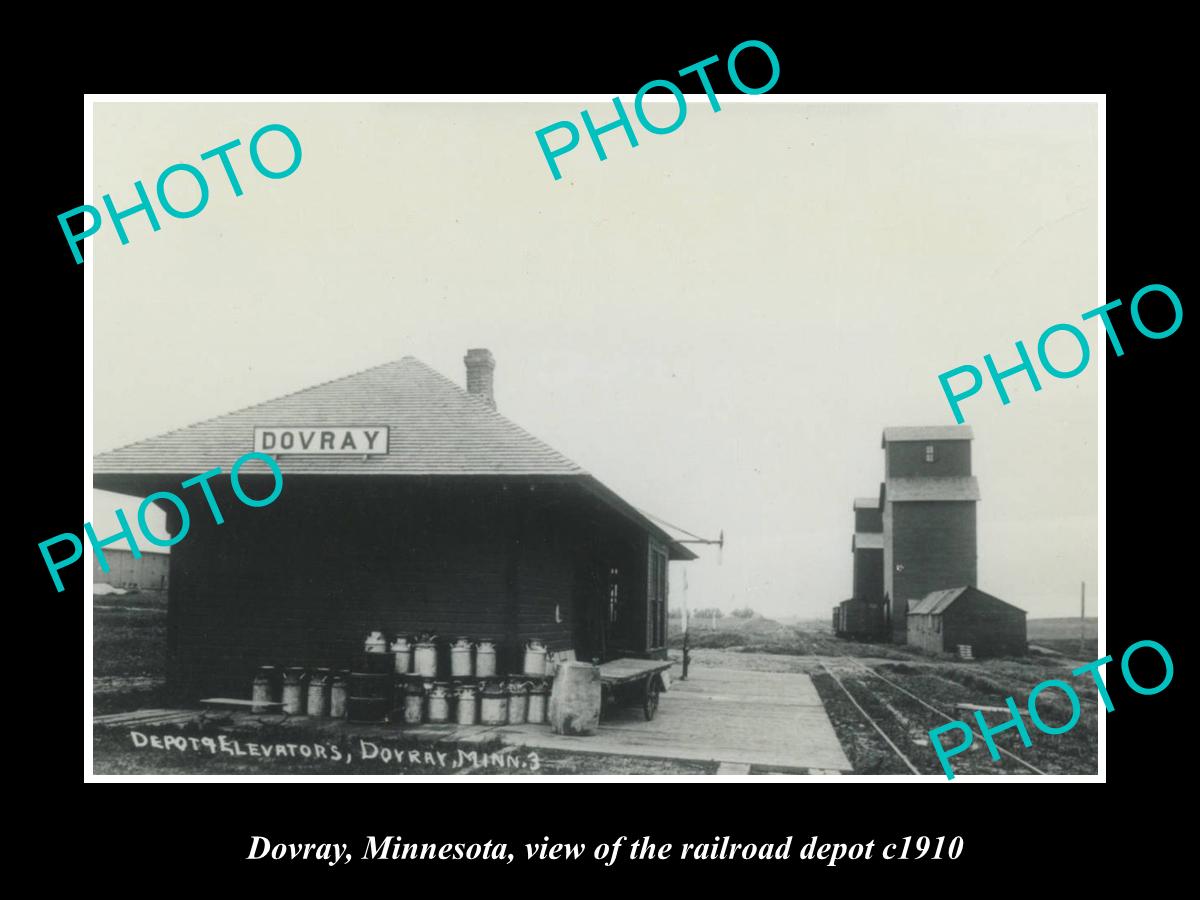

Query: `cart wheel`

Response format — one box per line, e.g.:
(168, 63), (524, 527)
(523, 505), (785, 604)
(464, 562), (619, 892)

(643, 677), (660, 721)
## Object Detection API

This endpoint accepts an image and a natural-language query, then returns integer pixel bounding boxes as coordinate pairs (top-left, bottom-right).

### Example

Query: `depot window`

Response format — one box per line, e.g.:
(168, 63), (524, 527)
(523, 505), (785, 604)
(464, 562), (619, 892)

(608, 568), (620, 624)
(925, 444), (936, 463)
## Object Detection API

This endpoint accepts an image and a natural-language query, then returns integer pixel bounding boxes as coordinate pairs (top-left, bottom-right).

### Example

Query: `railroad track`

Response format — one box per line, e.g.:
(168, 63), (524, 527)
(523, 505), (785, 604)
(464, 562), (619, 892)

(820, 656), (1046, 776)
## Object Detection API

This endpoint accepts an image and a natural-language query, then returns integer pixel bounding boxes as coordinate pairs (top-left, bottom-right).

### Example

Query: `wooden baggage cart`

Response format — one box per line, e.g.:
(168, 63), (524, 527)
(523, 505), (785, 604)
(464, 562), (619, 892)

(597, 658), (673, 721)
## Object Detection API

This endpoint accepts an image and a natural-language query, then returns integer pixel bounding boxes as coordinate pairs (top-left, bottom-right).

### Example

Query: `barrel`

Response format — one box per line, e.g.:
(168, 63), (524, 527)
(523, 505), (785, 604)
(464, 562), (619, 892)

(349, 672), (392, 698)
(346, 696), (390, 722)
(523, 640), (547, 676)
(450, 639), (474, 678)
(347, 671), (392, 723)
(427, 682), (452, 723)
(387, 676), (406, 722)
(358, 652), (395, 675)
(414, 642), (438, 678)
(548, 662), (601, 735)
(475, 641), (497, 678)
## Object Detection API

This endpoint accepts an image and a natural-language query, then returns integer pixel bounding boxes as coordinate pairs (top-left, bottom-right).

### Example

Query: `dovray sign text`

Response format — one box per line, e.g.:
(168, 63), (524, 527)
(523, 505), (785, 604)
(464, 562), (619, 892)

(255, 426), (388, 455)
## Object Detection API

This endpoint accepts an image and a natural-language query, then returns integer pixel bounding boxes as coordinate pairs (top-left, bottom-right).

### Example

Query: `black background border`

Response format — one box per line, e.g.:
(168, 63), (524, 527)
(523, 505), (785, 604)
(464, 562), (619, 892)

(28, 25), (1190, 880)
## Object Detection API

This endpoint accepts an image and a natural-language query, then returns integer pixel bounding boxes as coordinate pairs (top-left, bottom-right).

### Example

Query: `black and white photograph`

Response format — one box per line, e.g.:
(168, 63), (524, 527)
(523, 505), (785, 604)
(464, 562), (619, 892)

(84, 98), (1100, 780)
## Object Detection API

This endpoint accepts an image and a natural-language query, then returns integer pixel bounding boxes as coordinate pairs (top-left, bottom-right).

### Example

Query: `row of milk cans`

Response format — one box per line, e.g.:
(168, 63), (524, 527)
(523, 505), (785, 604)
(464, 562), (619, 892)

(361, 632), (553, 679)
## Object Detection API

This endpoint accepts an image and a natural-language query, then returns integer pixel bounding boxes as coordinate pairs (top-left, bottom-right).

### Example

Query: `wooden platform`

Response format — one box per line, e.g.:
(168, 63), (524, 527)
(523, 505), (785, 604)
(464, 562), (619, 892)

(493, 663), (851, 772)
(93, 663), (853, 774)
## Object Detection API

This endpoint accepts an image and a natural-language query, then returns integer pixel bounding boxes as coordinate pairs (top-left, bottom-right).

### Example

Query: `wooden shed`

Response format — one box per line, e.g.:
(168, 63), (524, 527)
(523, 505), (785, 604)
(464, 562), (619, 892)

(92, 350), (696, 700)
(906, 586), (1026, 657)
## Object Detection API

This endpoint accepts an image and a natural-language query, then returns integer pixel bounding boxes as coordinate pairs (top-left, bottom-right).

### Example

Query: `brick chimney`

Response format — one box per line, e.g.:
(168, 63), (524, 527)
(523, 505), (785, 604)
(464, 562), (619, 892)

(464, 348), (496, 408)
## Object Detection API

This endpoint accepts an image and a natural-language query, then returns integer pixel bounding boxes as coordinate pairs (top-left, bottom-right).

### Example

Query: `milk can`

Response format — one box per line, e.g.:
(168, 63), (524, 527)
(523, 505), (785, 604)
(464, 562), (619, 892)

(281, 669), (306, 715)
(475, 640), (497, 678)
(402, 677), (426, 725)
(523, 640), (548, 676)
(427, 682), (452, 724)
(455, 683), (478, 725)
(506, 678), (530, 724)
(251, 673), (273, 712)
(329, 673), (348, 718)
(306, 672), (330, 717)
(479, 679), (508, 725)
(364, 631), (388, 654)
(414, 640), (438, 678)
(257, 664), (280, 696)
(390, 636), (412, 674)
(527, 678), (549, 725)
(450, 638), (474, 678)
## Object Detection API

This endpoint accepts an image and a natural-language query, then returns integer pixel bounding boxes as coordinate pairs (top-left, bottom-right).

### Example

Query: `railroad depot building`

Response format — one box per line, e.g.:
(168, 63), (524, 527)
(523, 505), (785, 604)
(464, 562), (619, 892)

(93, 350), (696, 700)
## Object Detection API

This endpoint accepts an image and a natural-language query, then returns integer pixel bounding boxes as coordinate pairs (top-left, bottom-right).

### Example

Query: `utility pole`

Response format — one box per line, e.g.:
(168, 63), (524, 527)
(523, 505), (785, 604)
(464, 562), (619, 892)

(681, 570), (691, 680)
(1080, 581), (1086, 657)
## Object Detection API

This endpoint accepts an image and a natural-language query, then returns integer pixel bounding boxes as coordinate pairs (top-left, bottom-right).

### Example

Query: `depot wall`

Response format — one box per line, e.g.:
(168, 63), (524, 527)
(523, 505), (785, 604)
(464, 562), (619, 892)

(165, 478), (640, 699)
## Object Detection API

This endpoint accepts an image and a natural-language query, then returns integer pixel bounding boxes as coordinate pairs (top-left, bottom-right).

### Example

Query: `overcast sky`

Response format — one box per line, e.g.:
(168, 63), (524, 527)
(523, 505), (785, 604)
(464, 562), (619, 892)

(92, 100), (1098, 619)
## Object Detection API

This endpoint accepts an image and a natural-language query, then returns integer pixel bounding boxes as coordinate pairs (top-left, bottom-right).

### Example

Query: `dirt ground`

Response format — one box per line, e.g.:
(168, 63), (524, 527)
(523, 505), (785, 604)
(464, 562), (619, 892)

(671, 616), (912, 660)
(666, 614), (1098, 776)
(670, 642), (1098, 775)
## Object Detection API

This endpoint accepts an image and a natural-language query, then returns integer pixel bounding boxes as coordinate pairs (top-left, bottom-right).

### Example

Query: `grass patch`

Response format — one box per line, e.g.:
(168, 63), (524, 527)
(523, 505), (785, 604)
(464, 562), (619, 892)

(671, 621), (911, 660)
(93, 605), (167, 679)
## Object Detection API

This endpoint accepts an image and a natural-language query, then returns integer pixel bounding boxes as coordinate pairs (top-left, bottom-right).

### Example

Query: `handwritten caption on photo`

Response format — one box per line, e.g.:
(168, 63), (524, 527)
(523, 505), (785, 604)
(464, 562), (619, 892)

(127, 731), (540, 771)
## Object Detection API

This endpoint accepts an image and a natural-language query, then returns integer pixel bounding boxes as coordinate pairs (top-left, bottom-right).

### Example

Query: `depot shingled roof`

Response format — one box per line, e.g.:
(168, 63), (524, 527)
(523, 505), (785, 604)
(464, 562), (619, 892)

(92, 355), (697, 560)
(94, 356), (588, 477)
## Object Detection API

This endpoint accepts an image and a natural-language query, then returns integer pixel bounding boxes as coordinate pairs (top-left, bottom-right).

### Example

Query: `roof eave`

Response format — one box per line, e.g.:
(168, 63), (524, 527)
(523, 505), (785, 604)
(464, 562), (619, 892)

(576, 476), (699, 561)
